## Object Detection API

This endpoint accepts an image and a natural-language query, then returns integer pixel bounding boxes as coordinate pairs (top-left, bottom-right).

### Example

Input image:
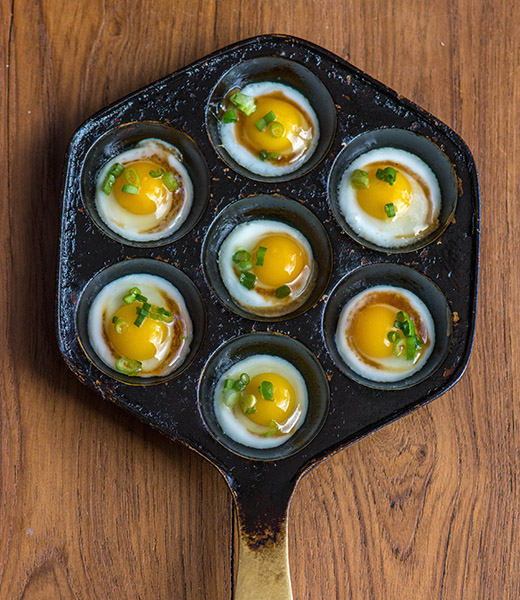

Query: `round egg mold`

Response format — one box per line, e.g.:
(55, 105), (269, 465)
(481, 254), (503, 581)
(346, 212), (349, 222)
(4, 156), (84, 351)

(57, 35), (479, 567)
(327, 128), (459, 253)
(206, 56), (337, 182)
(199, 332), (330, 461)
(76, 258), (206, 385)
(323, 263), (453, 390)
(81, 121), (210, 247)
(202, 193), (333, 321)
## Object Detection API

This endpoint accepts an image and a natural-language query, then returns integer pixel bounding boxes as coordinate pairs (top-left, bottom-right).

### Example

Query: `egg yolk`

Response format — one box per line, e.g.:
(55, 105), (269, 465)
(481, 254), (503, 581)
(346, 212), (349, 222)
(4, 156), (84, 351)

(251, 235), (306, 288)
(244, 373), (296, 427)
(113, 160), (171, 215)
(108, 303), (169, 361)
(355, 165), (412, 220)
(351, 304), (397, 359)
(241, 96), (313, 156)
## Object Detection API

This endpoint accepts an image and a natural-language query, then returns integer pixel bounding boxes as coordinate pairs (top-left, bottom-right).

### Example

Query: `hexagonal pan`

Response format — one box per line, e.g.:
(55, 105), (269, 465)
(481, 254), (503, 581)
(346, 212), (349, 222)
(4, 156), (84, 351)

(57, 34), (479, 600)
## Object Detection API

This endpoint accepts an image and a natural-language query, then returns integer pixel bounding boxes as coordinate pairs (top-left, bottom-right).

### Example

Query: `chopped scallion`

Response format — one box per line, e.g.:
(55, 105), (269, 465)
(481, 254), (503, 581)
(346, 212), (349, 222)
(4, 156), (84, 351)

(264, 420), (279, 438)
(110, 163), (124, 177)
(255, 110), (276, 131)
(163, 172), (179, 192)
(387, 331), (401, 343)
(235, 260), (253, 271)
(115, 357), (142, 376)
(258, 380), (274, 401)
(269, 121), (285, 138)
(239, 373), (250, 386)
(384, 203), (396, 218)
(222, 108), (238, 123)
(230, 92), (257, 116)
(149, 167), (165, 178)
(350, 169), (369, 189)
(241, 394), (257, 415)
(256, 246), (267, 266)
(112, 315), (118, 324)
(239, 271), (256, 290)
(232, 249), (250, 263)
(376, 166), (397, 186)
(259, 149), (268, 161)
(124, 167), (140, 186)
(224, 378), (236, 389)
(114, 318), (127, 334)
(275, 285), (291, 299)
(101, 173), (116, 195)
(121, 184), (139, 194)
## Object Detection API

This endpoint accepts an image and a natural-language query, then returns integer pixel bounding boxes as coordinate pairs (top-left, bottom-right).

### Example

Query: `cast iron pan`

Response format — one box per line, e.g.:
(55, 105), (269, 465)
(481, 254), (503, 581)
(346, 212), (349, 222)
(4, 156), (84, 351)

(57, 35), (479, 599)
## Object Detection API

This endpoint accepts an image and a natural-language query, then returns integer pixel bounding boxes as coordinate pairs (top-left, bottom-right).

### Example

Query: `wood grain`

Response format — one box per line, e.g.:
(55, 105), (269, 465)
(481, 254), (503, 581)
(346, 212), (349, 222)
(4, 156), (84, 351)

(1, 0), (518, 598)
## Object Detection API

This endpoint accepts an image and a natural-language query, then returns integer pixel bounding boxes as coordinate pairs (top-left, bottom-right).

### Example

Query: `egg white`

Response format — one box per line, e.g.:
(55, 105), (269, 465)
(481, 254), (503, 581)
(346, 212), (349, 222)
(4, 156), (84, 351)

(214, 354), (308, 448)
(338, 148), (441, 248)
(335, 285), (435, 383)
(218, 219), (316, 316)
(220, 82), (319, 176)
(95, 139), (193, 242)
(87, 273), (192, 378)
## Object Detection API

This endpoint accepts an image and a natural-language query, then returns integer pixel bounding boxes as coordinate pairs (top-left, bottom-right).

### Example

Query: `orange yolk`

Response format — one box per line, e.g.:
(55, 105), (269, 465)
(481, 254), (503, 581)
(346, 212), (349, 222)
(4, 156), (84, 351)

(113, 160), (171, 215)
(242, 96), (312, 155)
(108, 303), (169, 362)
(351, 304), (397, 359)
(244, 373), (296, 427)
(251, 235), (306, 288)
(355, 165), (412, 220)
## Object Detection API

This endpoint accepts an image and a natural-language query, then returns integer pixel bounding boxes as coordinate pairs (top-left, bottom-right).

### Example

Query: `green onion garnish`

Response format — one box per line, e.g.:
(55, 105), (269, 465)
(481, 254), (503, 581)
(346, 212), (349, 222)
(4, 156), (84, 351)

(275, 285), (291, 299)
(134, 302), (151, 327)
(102, 173), (116, 195)
(163, 172), (179, 192)
(376, 166), (397, 186)
(269, 121), (285, 138)
(239, 373), (250, 386)
(224, 378), (236, 389)
(123, 287), (141, 303)
(239, 271), (256, 290)
(264, 420), (279, 438)
(256, 246), (267, 266)
(223, 390), (239, 407)
(236, 260), (253, 271)
(124, 167), (140, 186)
(112, 315), (118, 323)
(258, 380), (274, 401)
(230, 92), (257, 116)
(121, 184), (139, 194)
(255, 110), (276, 131)
(387, 331), (401, 343)
(114, 318), (127, 334)
(259, 150), (279, 161)
(110, 163), (124, 177)
(222, 109), (237, 123)
(384, 203), (396, 218)
(241, 394), (257, 415)
(395, 311), (415, 338)
(232, 249), (250, 263)
(149, 167), (165, 178)
(391, 311), (423, 361)
(350, 169), (369, 189)
(134, 293), (148, 303)
(115, 357), (142, 376)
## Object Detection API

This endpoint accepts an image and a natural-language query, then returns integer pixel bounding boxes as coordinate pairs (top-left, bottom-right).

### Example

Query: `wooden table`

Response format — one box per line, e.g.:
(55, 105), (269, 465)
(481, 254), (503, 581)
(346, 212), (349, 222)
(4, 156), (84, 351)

(1, 1), (517, 598)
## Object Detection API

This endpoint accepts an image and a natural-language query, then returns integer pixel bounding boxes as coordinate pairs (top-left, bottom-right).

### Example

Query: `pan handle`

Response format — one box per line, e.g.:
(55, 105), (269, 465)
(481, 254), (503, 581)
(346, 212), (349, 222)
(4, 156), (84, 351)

(233, 511), (293, 600)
